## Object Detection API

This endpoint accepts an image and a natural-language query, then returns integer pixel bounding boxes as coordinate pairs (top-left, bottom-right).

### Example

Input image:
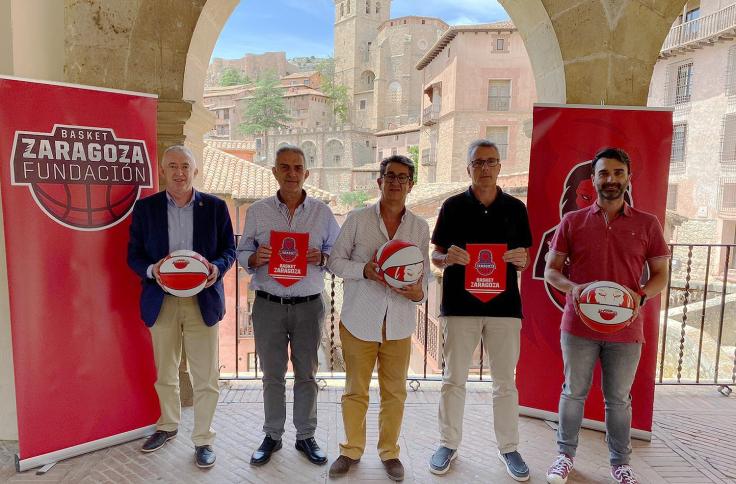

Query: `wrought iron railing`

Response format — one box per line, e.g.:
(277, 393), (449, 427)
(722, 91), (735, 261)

(661, 3), (736, 53)
(225, 240), (736, 392)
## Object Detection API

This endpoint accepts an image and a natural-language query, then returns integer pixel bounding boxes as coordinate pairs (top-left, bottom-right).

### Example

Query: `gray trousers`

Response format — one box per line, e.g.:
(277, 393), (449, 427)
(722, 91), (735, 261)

(252, 294), (324, 440)
(557, 332), (642, 466)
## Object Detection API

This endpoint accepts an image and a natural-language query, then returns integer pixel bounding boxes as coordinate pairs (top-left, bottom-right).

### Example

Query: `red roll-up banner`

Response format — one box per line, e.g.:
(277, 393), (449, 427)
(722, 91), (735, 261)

(519, 104), (672, 439)
(0, 76), (160, 470)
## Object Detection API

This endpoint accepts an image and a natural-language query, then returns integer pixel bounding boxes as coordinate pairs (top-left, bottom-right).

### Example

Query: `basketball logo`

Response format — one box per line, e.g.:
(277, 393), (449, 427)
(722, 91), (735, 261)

(10, 124), (153, 231)
(475, 249), (497, 276)
(576, 281), (636, 333)
(375, 239), (424, 288)
(279, 237), (298, 262)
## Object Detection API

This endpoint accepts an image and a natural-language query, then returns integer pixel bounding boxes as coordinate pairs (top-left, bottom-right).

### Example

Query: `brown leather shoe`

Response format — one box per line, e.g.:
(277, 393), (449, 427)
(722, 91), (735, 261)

(329, 455), (360, 477)
(383, 458), (404, 481)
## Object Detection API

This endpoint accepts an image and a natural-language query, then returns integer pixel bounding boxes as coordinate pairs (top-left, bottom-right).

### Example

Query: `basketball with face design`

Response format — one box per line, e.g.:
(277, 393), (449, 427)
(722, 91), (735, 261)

(576, 281), (635, 333)
(158, 250), (210, 297)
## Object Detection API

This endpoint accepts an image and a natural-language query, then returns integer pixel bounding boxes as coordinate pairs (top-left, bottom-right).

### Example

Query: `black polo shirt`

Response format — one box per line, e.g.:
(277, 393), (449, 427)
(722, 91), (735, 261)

(431, 187), (532, 318)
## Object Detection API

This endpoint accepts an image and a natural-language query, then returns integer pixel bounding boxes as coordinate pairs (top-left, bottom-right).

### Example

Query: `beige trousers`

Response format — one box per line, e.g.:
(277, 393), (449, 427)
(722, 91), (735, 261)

(149, 295), (220, 446)
(438, 316), (521, 453)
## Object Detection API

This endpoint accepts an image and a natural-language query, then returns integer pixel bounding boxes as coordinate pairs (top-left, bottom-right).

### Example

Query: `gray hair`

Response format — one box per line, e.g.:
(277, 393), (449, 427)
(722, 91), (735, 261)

(162, 144), (196, 165)
(467, 139), (499, 164)
(275, 144), (306, 165)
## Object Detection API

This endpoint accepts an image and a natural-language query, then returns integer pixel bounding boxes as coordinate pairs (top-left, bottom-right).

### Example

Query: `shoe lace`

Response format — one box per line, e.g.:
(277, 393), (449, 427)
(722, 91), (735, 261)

(549, 454), (573, 475)
(613, 465), (638, 484)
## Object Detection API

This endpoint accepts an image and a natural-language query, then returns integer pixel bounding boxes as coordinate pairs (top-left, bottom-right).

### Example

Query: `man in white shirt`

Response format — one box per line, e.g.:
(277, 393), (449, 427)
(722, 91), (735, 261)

(328, 155), (430, 481)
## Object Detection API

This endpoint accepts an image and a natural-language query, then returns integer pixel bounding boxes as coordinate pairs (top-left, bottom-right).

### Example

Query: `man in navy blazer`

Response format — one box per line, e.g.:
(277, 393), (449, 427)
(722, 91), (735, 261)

(127, 144), (235, 468)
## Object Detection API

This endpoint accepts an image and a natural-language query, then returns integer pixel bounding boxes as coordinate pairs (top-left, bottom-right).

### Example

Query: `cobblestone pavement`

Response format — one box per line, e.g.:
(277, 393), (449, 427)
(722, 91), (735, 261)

(1, 382), (734, 483)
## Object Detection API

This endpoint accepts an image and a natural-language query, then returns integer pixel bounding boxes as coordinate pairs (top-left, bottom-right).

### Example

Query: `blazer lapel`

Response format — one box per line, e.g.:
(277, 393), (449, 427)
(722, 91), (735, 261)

(156, 191), (170, 256)
(192, 190), (204, 255)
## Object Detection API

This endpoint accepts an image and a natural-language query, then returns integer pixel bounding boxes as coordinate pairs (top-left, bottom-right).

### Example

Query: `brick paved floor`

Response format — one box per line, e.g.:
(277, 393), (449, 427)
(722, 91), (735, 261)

(1, 382), (734, 483)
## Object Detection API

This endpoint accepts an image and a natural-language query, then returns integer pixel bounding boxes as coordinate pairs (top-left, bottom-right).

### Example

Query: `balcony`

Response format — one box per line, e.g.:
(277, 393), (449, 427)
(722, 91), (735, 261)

(661, 3), (736, 57)
(422, 105), (439, 126)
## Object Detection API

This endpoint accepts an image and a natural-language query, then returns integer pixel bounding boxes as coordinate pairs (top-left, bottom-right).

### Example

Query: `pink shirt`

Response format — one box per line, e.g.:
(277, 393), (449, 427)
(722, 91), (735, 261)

(550, 203), (670, 343)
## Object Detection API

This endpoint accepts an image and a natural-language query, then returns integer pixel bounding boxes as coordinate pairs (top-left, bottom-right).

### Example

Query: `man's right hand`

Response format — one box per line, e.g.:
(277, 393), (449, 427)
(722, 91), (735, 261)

(363, 261), (386, 285)
(570, 281), (595, 316)
(152, 257), (166, 287)
(249, 245), (272, 268)
(446, 245), (471, 266)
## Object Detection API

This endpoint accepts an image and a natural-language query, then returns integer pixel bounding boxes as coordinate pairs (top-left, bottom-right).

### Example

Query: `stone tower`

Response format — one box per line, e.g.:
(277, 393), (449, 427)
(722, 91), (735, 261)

(334, 0), (390, 128)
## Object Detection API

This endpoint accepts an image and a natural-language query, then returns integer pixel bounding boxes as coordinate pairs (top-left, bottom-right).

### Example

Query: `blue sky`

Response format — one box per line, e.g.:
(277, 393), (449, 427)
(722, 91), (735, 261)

(211, 0), (509, 60)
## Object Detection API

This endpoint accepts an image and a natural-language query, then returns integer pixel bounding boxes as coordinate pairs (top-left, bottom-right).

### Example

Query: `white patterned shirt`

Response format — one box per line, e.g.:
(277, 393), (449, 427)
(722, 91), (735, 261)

(237, 192), (340, 297)
(328, 202), (430, 342)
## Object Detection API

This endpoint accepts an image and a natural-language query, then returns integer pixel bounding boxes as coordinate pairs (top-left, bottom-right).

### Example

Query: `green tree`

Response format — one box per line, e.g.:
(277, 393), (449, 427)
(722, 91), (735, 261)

(340, 190), (371, 208)
(317, 57), (350, 124)
(238, 72), (291, 136)
(408, 145), (420, 183)
(219, 67), (251, 86)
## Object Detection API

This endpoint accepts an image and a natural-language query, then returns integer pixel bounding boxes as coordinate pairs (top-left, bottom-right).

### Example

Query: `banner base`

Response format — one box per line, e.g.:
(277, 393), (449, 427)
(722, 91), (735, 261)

(15, 424), (155, 472)
(520, 406), (652, 441)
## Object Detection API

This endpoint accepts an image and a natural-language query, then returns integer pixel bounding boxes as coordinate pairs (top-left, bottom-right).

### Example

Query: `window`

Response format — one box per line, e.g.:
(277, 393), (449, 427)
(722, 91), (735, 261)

(304, 79), (309, 85)
(378, 150), (384, 161)
(726, 46), (736, 97)
(721, 114), (736, 164)
(488, 80), (511, 111)
(720, 181), (736, 212)
(334, 155), (341, 164)
(247, 352), (257, 371)
(366, 0), (370, 14)
(497, 38), (505, 50)
(670, 123), (687, 174)
(346, 0), (350, 14)
(365, 140), (370, 147)
(485, 126), (509, 160)
(391, 148), (398, 156)
(667, 184), (678, 210)
(674, 62), (693, 105)
(685, 8), (700, 22)
(359, 99), (366, 110)
(223, 110), (229, 120)
(340, 3), (344, 17)
(375, 1), (380, 14)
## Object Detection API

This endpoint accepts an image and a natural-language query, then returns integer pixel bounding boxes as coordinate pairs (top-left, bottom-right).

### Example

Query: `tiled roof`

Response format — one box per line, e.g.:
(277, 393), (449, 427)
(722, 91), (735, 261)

(205, 139), (256, 151)
(282, 70), (318, 79)
(202, 146), (333, 203)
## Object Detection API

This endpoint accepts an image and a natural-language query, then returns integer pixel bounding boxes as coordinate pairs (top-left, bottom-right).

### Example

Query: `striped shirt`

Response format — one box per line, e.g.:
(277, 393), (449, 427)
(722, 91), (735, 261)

(328, 202), (430, 342)
(236, 192), (340, 297)
(146, 189), (195, 278)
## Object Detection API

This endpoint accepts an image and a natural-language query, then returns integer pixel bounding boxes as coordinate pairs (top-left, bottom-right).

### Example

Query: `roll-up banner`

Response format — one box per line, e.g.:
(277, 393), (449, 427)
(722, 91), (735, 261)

(0, 76), (160, 470)
(519, 104), (672, 439)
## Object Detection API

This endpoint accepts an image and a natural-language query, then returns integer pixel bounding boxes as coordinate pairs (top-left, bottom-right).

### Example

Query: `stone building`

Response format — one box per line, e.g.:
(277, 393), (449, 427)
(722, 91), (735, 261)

(207, 51), (297, 86)
(648, 0), (736, 251)
(333, 0), (448, 131)
(416, 22), (536, 183)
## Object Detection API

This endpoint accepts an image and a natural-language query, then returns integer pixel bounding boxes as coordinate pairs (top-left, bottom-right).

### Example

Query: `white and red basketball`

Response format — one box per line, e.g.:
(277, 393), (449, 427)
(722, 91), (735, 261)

(576, 281), (636, 333)
(375, 239), (424, 288)
(158, 250), (210, 297)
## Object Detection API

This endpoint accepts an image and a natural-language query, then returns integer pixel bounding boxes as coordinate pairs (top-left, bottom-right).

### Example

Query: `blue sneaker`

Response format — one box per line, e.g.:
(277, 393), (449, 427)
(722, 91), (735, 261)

(498, 450), (530, 481)
(429, 446), (458, 475)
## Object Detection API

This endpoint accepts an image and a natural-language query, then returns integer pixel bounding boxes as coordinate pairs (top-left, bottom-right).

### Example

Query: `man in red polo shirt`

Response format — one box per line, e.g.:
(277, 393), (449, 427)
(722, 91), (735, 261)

(543, 147), (670, 484)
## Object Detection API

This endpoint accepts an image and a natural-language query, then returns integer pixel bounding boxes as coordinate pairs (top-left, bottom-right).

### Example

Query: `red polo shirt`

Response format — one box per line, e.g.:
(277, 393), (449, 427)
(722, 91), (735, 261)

(549, 203), (670, 343)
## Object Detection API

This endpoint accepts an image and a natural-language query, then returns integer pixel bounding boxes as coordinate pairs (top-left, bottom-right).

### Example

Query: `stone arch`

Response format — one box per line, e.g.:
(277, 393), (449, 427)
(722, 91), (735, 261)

(301, 141), (318, 168)
(324, 139), (345, 167)
(361, 70), (376, 90)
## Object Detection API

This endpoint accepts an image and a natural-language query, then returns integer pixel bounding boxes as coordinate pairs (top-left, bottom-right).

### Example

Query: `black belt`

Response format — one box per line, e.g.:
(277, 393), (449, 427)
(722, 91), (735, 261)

(256, 290), (320, 305)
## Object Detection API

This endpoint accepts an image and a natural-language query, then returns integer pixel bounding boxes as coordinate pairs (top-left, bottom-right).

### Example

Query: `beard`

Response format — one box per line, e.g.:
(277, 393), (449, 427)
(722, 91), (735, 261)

(597, 183), (625, 200)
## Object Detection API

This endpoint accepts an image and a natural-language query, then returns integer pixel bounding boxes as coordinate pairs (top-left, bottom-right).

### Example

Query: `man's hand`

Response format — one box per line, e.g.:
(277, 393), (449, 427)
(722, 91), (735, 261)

(363, 261), (385, 285)
(503, 247), (529, 270)
(623, 285), (641, 320)
(152, 257), (166, 287)
(391, 279), (423, 302)
(249, 244), (272, 268)
(306, 247), (322, 266)
(570, 281), (595, 317)
(446, 245), (470, 266)
(205, 262), (219, 288)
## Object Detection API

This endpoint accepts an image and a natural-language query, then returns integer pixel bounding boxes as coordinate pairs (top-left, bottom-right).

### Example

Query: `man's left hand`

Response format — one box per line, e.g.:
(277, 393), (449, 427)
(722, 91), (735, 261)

(391, 279), (423, 302)
(624, 285), (641, 320)
(306, 248), (322, 265)
(503, 247), (529, 270)
(205, 262), (219, 288)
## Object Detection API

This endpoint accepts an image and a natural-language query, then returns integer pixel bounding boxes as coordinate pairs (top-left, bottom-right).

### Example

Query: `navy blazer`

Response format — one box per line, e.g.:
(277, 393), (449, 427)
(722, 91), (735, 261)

(127, 190), (236, 326)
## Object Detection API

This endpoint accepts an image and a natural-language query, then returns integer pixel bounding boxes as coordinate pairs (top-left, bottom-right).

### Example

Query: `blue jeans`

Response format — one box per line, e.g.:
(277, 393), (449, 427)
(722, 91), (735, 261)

(557, 332), (642, 466)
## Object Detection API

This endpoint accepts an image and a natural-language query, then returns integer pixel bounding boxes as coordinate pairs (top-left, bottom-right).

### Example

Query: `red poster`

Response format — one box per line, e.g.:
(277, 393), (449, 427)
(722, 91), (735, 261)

(268, 230), (308, 287)
(465, 244), (507, 302)
(519, 104), (672, 438)
(0, 76), (159, 469)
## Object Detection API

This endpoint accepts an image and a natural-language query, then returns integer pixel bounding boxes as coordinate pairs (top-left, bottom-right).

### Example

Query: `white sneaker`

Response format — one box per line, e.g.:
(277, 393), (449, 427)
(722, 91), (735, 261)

(546, 454), (573, 484)
(611, 464), (639, 484)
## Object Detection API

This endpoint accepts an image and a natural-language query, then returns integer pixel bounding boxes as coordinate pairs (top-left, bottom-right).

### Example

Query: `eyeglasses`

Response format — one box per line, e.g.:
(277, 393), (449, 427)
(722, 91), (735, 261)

(383, 173), (411, 184)
(470, 158), (500, 169)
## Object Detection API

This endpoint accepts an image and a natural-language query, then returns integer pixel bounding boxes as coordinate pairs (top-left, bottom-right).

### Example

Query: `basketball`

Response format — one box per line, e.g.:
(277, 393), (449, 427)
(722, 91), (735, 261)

(158, 250), (210, 297)
(576, 281), (636, 333)
(375, 239), (424, 288)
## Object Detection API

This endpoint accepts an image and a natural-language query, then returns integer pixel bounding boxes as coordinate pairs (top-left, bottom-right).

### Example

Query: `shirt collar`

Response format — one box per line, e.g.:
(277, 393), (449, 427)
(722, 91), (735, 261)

(274, 189), (309, 211)
(591, 202), (632, 217)
(166, 189), (196, 208)
(374, 200), (407, 223)
(465, 185), (503, 207)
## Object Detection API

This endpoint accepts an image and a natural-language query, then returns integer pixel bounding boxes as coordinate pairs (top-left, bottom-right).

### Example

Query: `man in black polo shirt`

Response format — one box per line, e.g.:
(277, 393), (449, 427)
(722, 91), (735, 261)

(428, 139), (532, 481)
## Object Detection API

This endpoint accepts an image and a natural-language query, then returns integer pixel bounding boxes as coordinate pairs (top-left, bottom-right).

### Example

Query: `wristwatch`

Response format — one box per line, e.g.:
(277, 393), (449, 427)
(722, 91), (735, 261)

(636, 288), (647, 307)
(318, 252), (328, 267)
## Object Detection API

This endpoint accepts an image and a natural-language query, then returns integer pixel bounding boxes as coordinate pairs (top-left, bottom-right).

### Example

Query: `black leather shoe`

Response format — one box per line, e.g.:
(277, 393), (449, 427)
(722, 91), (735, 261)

(195, 445), (216, 468)
(295, 437), (327, 465)
(141, 430), (177, 453)
(250, 435), (282, 466)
